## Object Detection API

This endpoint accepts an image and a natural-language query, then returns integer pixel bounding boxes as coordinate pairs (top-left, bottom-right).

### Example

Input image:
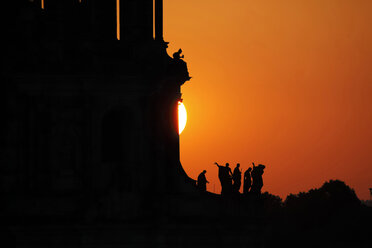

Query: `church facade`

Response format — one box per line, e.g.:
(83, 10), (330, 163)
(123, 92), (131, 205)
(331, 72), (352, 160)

(2, 0), (194, 219)
(1, 1), (262, 247)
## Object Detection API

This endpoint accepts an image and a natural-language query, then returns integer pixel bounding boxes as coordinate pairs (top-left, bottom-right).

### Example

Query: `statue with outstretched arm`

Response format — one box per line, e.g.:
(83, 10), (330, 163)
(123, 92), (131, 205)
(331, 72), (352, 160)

(214, 162), (222, 168)
(215, 162), (232, 176)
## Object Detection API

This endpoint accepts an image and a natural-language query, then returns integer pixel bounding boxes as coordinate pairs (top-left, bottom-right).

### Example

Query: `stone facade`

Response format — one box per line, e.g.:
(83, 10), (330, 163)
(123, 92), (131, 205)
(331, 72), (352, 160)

(1, 1), (263, 247)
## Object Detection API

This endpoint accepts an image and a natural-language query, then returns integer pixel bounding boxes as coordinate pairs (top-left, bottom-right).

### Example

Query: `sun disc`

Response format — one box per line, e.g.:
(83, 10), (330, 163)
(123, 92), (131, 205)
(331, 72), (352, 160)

(178, 102), (187, 134)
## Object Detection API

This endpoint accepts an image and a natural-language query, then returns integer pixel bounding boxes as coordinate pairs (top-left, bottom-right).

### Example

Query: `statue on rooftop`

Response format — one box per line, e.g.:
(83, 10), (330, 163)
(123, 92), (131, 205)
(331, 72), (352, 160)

(168, 48), (191, 84)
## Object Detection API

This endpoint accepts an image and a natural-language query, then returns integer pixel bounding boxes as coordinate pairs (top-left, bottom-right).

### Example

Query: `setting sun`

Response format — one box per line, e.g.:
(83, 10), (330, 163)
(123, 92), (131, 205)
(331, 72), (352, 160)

(178, 101), (187, 134)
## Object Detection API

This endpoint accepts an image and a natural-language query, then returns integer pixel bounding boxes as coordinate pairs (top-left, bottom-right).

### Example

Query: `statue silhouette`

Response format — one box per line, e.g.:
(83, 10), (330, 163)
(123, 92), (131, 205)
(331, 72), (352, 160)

(169, 48), (191, 83)
(232, 163), (242, 193)
(173, 49), (184, 60)
(243, 167), (252, 195)
(251, 163), (265, 195)
(197, 170), (209, 192)
(215, 162), (232, 195)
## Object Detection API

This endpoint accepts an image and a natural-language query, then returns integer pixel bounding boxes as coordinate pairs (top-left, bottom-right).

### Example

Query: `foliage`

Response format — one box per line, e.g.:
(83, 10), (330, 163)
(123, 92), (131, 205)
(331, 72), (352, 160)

(261, 191), (283, 217)
(264, 180), (371, 247)
(282, 180), (361, 227)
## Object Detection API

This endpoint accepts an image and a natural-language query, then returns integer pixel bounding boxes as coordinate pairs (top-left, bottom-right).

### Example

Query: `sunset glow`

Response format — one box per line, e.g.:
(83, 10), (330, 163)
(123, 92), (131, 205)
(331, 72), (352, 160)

(32, 0), (371, 200)
(178, 102), (187, 134)
(166, 0), (372, 199)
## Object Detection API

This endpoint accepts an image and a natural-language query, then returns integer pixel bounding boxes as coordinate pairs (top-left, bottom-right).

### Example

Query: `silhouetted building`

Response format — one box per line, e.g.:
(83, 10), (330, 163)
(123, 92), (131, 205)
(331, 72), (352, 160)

(1, 1), (263, 247)
(2, 0), (192, 219)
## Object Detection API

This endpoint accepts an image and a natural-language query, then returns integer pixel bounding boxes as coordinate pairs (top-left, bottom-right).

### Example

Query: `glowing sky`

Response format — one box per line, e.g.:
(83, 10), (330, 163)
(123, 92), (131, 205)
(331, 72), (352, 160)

(165, 0), (372, 199)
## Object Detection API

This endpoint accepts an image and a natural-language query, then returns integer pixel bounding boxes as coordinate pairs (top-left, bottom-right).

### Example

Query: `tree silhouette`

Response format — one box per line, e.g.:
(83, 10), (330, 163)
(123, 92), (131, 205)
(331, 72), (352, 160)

(265, 180), (371, 248)
(261, 192), (283, 218)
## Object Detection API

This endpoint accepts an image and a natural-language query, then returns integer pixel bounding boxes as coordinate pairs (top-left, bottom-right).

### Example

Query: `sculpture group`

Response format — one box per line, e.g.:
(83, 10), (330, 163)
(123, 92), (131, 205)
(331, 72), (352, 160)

(197, 162), (266, 196)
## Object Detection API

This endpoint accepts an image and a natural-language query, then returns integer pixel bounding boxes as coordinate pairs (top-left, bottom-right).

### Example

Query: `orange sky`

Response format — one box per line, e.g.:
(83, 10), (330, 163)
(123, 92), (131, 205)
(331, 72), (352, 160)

(164, 0), (372, 200)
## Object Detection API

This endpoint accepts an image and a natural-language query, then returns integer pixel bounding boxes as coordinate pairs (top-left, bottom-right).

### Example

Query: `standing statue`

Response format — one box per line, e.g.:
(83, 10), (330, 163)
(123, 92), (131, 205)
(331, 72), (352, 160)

(232, 163), (242, 193)
(215, 162), (232, 195)
(251, 163), (265, 195)
(197, 170), (209, 192)
(243, 167), (252, 195)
